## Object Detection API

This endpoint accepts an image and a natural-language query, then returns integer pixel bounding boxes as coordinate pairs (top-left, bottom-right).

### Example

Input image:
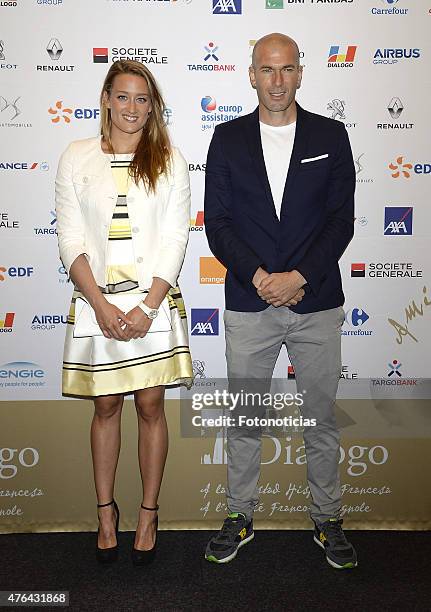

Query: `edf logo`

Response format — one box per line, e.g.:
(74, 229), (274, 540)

(191, 309), (219, 335)
(0, 266), (34, 281)
(212, 0), (242, 14)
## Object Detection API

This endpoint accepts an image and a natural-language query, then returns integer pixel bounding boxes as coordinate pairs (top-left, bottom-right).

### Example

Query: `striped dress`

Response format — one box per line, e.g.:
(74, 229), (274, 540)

(62, 154), (193, 397)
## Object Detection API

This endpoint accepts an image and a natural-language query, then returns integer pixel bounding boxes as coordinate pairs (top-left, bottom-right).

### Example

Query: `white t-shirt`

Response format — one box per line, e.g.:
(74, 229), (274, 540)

(259, 121), (296, 220)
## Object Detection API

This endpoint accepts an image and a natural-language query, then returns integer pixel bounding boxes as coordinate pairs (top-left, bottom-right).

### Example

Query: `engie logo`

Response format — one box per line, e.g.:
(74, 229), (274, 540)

(48, 100), (99, 124)
(200, 257), (226, 284)
(0, 362), (45, 388)
(0, 161), (49, 171)
(191, 309), (219, 336)
(0, 312), (15, 333)
(0, 266), (34, 281)
(201, 96), (243, 132)
(212, 0), (241, 14)
(373, 48), (420, 64)
(327, 44), (357, 67)
(190, 210), (204, 232)
(384, 207), (413, 235)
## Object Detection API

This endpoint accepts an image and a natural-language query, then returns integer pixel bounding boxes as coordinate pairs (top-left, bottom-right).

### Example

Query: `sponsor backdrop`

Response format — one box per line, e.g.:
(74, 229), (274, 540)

(0, 0), (430, 532)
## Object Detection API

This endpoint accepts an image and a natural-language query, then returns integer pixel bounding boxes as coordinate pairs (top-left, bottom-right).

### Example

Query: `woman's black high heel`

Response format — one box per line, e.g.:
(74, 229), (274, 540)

(131, 504), (159, 566)
(96, 499), (120, 564)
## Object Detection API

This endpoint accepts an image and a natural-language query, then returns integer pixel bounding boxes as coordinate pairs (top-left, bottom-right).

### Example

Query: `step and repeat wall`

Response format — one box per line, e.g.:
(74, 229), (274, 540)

(1, 0), (430, 532)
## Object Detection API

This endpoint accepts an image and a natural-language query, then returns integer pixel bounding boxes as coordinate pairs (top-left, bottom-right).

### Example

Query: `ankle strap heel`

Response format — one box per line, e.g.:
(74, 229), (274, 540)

(140, 504), (159, 512)
(96, 499), (120, 564)
(132, 504), (159, 566)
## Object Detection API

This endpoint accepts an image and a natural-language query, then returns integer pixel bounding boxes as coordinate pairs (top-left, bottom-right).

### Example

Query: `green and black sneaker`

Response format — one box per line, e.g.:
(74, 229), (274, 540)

(205, 512), (254, 564)
(313, 518), (358, 569)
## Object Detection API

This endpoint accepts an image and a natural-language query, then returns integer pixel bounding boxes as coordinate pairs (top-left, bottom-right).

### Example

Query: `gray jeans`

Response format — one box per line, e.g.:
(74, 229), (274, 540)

(224, 305), (344, 524)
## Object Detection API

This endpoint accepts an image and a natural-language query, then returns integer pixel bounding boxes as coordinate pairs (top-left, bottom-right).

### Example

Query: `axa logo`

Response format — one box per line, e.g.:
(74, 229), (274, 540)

(384, 207), (413, 235)
(191, 308), (219, 335)
(389, 156), (431, 178)
(212, 0), (242, 14)
(48, 100), (100, 124)
(0, 161), (49, 171)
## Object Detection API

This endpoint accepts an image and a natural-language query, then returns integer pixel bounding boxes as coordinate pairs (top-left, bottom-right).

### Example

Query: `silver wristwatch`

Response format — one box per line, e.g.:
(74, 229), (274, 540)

(138, 301), (159, 320)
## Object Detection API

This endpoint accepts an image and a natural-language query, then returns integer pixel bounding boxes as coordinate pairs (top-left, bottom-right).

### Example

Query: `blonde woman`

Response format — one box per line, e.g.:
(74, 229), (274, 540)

(55, 60), (193, 565)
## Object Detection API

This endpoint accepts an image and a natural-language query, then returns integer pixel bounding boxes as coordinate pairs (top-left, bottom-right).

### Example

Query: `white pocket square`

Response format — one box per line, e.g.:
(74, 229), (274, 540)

(301, 154), (329, 164)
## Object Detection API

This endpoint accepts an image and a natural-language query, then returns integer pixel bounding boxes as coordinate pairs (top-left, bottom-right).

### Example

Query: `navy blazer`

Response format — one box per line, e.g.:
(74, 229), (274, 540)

(204, 104), (355, 313)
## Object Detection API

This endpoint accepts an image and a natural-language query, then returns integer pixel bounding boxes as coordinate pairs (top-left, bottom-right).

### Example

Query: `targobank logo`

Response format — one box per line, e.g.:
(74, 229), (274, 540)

(34, 210), (57, 236)
(0, 362), (45, 389)
(373, 48), (420, 65)
(201, 96), (243, 132)
(187, 42), (236, 72)
(0, 161), (49, 171)
(212, 0), (242, 14)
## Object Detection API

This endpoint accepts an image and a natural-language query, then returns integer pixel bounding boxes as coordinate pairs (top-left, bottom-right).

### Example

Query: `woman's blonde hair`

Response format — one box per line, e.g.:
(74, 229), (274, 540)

(100, 60), (171, 193)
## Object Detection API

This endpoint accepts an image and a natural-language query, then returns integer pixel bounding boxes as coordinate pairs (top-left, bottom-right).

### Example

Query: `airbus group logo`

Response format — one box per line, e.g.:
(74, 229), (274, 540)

(373, 48), (420, 64)
(212, 0), (242, 14)
(187, 42), (236, 72)
(384, 207), (413, 235)
(191, 309), (219, 335)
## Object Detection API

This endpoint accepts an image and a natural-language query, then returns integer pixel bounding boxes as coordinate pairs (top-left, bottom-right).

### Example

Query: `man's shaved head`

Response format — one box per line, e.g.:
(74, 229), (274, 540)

(252, 33), (300, 68)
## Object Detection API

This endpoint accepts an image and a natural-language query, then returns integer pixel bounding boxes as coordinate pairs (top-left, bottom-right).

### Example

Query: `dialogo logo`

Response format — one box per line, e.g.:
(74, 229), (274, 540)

(190, 211), (204, 232)
(0, 312), (15, 333)
(328, 44), (357, 67)
(200, 257), (226, 284)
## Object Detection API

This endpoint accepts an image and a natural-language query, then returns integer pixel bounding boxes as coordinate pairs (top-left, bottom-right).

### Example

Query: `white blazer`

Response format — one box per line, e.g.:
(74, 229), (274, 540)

(55, 136), (191, 289)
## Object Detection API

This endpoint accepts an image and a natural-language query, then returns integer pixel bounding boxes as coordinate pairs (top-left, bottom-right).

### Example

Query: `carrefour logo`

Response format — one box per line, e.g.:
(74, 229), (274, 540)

(48, 100), (100, 124)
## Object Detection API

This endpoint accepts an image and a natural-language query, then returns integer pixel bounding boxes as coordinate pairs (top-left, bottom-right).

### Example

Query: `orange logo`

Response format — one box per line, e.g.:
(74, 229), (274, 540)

(389, 156), (413, 179)
(48, 100), (73, 124)
(199, 257), (226, 284)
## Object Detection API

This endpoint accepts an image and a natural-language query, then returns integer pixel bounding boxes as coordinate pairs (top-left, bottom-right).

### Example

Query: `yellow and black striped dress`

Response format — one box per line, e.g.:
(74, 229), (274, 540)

(62, 154), (193, 397)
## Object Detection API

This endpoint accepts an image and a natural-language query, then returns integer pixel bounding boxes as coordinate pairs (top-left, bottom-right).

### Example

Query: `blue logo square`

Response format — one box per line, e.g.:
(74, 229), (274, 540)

(191, 308), (219, 336)
(212, 0), (242, 15)
(384, 206), (413, 235)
